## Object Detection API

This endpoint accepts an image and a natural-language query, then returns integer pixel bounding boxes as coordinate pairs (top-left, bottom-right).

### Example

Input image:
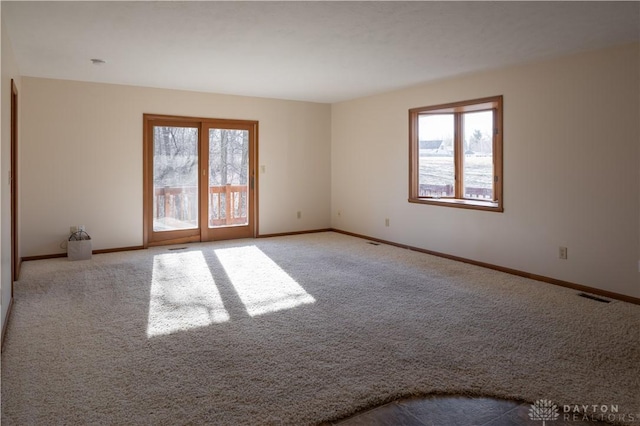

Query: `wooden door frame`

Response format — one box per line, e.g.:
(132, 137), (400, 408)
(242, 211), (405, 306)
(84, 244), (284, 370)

(143, 114), (259, 247)
(200, 121), (257, 242)
(143, 117), (202, 246)
(11, 79), (19, 286)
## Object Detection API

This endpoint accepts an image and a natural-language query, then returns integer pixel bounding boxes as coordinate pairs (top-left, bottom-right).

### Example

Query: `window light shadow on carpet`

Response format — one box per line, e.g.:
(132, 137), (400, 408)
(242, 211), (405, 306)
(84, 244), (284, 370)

(147, 246), (315, 337)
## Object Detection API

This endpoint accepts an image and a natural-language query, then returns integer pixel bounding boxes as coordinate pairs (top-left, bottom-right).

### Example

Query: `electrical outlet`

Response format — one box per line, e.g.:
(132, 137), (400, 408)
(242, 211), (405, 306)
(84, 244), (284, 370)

(559, 246), (568, 260)
(385, 218), (390, 227)
(297, 211), (302, 219)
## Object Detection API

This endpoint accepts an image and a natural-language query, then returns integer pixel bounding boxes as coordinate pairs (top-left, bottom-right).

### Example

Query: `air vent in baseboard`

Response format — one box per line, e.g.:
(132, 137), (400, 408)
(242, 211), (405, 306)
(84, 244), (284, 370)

(578, 293), (610, 303)
(168, 247), (188, 251)
(367, 242), (380, 246)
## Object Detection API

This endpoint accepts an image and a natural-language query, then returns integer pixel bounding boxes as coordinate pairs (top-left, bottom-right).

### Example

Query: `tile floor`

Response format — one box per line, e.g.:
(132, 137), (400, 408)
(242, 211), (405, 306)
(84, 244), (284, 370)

(328, 396), (608, 425)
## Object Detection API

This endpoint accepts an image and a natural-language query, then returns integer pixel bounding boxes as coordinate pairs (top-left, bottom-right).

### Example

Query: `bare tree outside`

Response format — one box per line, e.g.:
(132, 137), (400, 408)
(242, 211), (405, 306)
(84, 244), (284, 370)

(209, 129), (248, 186)
(153, 126), (199, 231)
(209, 129), (249, 226)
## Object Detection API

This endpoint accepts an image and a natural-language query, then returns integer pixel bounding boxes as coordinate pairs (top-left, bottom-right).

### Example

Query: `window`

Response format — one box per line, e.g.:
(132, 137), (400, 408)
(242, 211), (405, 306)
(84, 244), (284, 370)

(409, 95), (503, 212)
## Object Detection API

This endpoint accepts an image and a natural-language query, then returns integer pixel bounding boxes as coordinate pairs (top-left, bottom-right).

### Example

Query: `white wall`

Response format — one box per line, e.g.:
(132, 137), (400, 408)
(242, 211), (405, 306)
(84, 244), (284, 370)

(20, 78), (331, 257)
(1, 17), (21, 335)
(332, 43), (640, 298)
(13, 43), (640, 300)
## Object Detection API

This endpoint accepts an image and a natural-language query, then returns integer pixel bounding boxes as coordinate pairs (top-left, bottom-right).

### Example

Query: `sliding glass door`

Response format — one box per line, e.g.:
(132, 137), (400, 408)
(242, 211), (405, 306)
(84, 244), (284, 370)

(144, 115), (257, 246)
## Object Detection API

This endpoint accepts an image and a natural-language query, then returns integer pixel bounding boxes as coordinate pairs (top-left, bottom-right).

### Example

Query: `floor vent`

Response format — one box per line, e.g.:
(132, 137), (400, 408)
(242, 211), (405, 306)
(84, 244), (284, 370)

(367, 242), (380, 246)
(168, 247), (187, 251)
(578, 293), (610, 303)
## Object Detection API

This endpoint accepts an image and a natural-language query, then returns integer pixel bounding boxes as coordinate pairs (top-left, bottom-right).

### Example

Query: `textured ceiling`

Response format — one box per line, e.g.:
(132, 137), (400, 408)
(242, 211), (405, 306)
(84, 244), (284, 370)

(2, 1), (639, 103)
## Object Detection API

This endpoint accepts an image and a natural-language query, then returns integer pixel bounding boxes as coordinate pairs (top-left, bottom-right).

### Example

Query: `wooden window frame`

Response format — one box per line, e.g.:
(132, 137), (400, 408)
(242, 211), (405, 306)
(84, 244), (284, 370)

(409, 95), (503, 212)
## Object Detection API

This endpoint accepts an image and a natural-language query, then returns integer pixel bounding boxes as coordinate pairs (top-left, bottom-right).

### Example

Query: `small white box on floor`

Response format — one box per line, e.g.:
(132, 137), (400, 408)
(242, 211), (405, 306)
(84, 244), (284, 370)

(68, 239), (92, 261)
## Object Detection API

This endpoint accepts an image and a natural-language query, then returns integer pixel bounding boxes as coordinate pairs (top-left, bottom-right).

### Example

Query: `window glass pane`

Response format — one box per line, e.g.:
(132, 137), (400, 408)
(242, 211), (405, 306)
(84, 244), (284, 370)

(462, 111), (493, 199)
(208, 129), (249, 228)
(418, 114), (454, 197)
(153, 126), (199, 231)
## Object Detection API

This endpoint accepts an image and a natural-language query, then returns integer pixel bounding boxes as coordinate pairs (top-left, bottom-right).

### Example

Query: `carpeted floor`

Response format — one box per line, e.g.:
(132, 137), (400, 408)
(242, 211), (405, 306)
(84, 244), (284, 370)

(2, 232), (639, 425)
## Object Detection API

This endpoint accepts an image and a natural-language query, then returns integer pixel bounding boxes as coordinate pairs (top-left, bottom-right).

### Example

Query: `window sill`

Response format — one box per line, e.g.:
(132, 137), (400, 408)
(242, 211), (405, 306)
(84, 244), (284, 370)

(408, 197), (503, 212)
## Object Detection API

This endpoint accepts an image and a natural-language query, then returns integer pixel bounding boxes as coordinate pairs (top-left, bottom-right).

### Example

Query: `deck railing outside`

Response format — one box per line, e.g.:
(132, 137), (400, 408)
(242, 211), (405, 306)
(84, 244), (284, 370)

(419, 184), (493, 199)
(154, 185), (248, 228)
(155, 184), (491, 227)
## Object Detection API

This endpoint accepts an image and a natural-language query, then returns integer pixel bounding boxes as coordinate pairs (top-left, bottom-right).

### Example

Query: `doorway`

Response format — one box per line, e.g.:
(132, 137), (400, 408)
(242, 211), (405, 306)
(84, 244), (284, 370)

(11, 79), (19, 286)
(143, 115), (257, 246)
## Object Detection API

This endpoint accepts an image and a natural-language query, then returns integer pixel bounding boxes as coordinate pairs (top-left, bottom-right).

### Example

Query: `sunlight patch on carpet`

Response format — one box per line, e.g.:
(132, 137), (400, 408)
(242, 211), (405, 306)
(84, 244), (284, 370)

(147, 250), (229, 337)
(215, 245), (315, 316)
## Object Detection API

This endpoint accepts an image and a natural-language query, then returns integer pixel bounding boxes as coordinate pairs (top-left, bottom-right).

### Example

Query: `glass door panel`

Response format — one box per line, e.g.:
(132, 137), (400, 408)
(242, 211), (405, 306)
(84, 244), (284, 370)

(152, 126), (199, 232)
(208, 128), (250, 228)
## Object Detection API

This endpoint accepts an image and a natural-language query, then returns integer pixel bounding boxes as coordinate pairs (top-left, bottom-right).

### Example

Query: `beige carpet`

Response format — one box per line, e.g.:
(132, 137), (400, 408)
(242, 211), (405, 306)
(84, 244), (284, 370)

(2, 232), (639, 424)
